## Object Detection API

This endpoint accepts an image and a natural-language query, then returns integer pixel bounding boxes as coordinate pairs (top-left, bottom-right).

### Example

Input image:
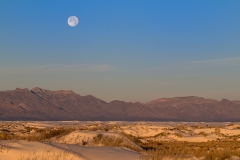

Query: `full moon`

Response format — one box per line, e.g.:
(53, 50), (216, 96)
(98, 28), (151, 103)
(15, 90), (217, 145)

(68, 16), (78, 27)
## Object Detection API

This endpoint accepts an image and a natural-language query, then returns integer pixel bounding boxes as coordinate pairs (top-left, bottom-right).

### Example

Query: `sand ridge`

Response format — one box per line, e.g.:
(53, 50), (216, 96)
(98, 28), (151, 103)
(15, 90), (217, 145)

(1, 121), (240, 160)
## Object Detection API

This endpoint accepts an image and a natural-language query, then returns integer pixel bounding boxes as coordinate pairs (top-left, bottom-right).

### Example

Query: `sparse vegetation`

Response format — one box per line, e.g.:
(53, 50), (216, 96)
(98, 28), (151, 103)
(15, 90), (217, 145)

(174, 132), (183, 138)
(154, 132), (167, 137)
(18, 150), (76, 160)
(0, 142), (11, 153)
(139, 140), (240, 160)
(92, 133), (142, 152)
(198, 131), (208, 137)
(1, 122), (240, 160)
(0, 127), (77, 141)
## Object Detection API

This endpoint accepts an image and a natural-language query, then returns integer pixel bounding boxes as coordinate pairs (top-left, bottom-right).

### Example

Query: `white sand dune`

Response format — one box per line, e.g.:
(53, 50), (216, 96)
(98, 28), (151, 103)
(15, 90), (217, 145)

(57, 144), (140, 160)
(0, 140), (84, 160)
(0, 140), (140, 160)
(1, 121), (240, 160)
(55, 130), (136, 145)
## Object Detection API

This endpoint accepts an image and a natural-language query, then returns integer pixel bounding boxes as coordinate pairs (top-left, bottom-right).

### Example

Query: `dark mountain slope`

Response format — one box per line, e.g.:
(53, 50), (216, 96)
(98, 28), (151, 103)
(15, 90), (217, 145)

(1, 88), (240, 121)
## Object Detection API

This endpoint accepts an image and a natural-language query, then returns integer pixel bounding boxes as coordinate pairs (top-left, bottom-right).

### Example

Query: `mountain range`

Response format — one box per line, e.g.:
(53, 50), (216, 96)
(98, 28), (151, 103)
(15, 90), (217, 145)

(1, 87), (240, 121)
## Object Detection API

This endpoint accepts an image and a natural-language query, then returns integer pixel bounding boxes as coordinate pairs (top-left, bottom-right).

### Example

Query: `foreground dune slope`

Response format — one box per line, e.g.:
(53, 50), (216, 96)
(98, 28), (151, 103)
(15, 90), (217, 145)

(1, 121), (240, 160)
(0, 140), (140, 160)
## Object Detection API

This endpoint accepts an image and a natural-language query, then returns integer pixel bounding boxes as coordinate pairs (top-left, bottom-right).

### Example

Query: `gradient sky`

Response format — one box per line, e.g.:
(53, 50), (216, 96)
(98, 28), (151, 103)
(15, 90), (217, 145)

(1, 0), (240, 102)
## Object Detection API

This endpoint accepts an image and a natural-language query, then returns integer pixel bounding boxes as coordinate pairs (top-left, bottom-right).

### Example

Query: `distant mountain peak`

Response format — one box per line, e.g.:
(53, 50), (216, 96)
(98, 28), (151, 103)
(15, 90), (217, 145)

(31, 87), (44, 92)
(15, 88), (29, 91)
(0, 88), (240, 121)
(31, 87), (75, 95)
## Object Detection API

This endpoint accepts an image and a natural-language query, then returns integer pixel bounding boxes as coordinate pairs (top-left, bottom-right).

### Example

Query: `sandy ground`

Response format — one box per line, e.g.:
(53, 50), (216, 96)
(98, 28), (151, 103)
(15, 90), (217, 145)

(0, 140), (140, 160)
(1, 121), (240, 160)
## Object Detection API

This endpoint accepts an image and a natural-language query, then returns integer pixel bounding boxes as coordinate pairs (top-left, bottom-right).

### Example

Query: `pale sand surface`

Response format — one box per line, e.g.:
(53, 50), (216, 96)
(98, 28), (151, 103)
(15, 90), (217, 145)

(0, 140), (140, 160)
(1, 121), (240, 160)
(0, 140), (84, 160)
(65, 145), (140, 160)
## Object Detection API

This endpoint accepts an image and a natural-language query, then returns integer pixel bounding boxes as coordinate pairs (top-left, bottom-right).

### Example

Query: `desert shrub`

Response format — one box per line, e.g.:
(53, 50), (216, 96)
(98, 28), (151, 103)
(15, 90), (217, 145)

(24, 126), (31, 132)
(198, 132), (208, 137)
(174, 132), (183, 138)
(0, 143), (11, 153)
(0, 127), (76, 141)
(93, 133), (103, 144)
(205, 150), (231, 160)
(121, 132), (141, 144)
(175, 125), (189, 132)
(18, 150), (76, 160)
(23, 127), (76, 141)
(81, 140), (88, 146)
(92, 133), (142, 152)
(154, 132), (167, 137)
(0, 132), (14, 140)
(215, 128), (221, 134)
(87, 124), (112, 132)
(139, 141), (240, 160)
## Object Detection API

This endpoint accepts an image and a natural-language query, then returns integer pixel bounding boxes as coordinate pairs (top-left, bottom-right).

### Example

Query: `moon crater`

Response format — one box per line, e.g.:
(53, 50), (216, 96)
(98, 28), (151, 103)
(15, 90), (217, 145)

(68, 16), (78, 27)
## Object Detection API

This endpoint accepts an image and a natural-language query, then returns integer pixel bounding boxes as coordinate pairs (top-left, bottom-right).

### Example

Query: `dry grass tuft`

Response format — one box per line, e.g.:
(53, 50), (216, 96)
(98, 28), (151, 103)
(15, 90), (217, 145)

(139, 140), (240, 160)
(0, 127), (76, 141)
(92, 133), (142, 152)
(198, 131), (208, 137)
(0, 142), (11, 153)
(174, 133), (183, 138)
(18, 150), (76, 160)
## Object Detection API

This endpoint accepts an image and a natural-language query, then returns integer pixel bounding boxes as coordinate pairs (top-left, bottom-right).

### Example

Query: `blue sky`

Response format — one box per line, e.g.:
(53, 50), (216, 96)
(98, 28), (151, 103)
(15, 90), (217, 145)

(1, 0), (240, 102)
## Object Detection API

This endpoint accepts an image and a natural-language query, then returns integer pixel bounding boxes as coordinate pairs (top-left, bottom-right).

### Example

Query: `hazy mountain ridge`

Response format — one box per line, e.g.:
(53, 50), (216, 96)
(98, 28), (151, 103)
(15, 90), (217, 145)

(1, 88), (240, 121)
